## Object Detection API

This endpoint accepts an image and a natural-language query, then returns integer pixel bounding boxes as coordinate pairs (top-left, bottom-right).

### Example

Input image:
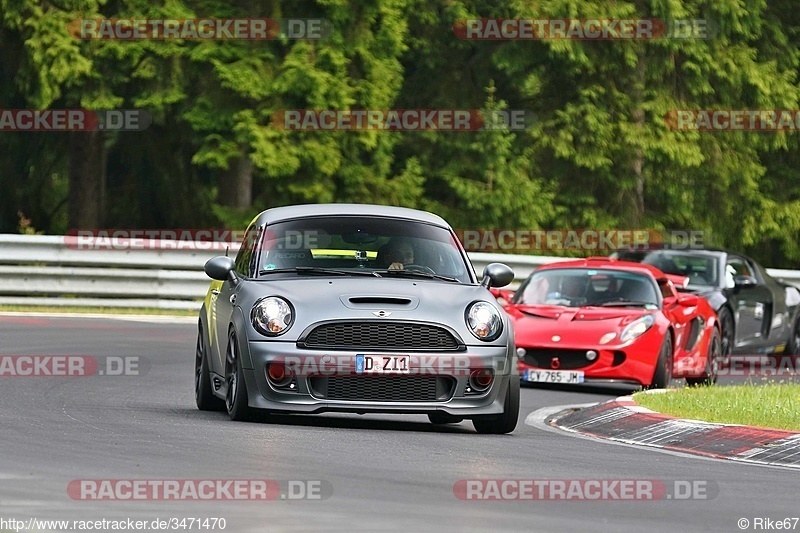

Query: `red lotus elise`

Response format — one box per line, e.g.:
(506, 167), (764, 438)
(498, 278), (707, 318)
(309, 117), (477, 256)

(493, 257), (722, 388)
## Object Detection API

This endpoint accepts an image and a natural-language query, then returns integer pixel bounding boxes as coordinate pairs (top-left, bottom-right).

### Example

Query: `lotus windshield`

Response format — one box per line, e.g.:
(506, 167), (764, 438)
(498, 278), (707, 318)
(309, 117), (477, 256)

(250, 216), (472, 283)
(514, 268), (659, 308)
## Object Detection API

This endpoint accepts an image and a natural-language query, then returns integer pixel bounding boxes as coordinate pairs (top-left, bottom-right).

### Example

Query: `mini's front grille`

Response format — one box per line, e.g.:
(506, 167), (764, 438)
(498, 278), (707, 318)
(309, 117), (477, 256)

(308, 376), (455, 402)
(298, 321), (462, 351)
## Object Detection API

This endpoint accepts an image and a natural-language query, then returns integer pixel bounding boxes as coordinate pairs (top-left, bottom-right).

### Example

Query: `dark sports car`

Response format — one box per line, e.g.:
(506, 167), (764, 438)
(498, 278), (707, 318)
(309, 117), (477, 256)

(611, 248), (800, 361)
(195, 203), (519, 434)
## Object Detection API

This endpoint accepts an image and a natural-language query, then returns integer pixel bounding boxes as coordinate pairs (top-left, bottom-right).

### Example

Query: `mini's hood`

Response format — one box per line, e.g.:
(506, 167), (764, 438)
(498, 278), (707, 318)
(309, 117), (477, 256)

(235, 277), (505, 344)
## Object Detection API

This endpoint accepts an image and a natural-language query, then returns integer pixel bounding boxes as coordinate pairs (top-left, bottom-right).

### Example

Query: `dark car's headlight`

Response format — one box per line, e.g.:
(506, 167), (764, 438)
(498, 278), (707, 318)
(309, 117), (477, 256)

(466, 301), (503, 341)
(251, 296), (294, 336)
(619, 314), (655, 343)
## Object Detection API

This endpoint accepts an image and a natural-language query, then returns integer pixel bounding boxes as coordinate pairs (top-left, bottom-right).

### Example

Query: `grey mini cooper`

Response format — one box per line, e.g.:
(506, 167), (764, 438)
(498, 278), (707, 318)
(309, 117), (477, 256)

(195, 204), (519, 434)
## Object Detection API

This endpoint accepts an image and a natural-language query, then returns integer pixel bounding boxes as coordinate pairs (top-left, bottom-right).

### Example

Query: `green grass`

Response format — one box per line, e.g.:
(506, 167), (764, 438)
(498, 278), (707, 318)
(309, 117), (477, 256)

(634, 383), (800, 431)
(0, 304), (197, 316)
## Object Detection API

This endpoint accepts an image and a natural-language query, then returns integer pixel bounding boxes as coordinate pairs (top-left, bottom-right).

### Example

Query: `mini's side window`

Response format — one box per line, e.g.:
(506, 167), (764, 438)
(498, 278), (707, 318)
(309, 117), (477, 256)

(235, 225), (262, 277)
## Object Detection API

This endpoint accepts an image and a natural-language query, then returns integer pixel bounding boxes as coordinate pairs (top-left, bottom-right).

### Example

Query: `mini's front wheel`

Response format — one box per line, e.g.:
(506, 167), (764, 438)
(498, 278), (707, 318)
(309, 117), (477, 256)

(195, 324), (224, 411)
(472, 378), (519, 434)
(225, 331), (253, 421)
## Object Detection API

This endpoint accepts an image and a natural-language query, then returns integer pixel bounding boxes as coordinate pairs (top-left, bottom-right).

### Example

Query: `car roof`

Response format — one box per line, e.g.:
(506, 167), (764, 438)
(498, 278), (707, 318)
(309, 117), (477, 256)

(253, 203), (451, 228)
(614, 247), (730, 258)
(536, 257), (666, 279)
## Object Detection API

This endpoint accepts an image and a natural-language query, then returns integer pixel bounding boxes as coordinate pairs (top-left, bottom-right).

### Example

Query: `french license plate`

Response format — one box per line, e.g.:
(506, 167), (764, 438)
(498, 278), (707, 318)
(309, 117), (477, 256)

(356, 354), (410, 374)
(523, 369), (584, 384)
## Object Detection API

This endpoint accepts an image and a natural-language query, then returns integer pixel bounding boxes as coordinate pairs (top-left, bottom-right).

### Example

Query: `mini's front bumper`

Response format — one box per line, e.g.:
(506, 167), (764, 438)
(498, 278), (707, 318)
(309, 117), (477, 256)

(239, 341), (516, 416)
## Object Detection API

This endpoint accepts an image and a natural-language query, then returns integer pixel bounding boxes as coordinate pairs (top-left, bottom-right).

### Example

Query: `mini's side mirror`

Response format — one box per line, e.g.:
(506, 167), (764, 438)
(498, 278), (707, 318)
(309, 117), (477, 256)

(481, 263), (515, 288)
(734, 275), (757, 288)
(204, 256), (236, 281)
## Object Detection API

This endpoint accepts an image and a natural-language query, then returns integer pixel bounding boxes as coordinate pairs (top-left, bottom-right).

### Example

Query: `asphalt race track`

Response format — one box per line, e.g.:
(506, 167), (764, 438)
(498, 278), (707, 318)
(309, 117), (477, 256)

(1, 315), (797, 533)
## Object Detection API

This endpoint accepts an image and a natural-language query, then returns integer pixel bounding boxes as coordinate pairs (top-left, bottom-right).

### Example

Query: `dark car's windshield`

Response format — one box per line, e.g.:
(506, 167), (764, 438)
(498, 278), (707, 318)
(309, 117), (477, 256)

(515, 268), (659, 309)
(612, 250), (719, 289)
(251, 216), (472, 283)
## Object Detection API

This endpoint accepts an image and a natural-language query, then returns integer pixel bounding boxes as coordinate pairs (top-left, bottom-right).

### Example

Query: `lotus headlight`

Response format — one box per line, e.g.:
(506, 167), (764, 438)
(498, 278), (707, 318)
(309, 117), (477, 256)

(466, 301), (503, 341)
(252, 296), (293, 336)
(619, 314), (655, 343)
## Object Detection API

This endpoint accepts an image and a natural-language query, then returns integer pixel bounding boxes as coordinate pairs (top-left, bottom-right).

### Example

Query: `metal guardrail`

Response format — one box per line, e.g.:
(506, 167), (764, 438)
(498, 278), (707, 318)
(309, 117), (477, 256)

(1, 234), (798, 310)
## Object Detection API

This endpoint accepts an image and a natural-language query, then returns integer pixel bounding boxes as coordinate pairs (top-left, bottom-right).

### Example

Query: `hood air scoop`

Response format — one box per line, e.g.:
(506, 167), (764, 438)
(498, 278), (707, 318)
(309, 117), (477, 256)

(340, 295), (419, 310)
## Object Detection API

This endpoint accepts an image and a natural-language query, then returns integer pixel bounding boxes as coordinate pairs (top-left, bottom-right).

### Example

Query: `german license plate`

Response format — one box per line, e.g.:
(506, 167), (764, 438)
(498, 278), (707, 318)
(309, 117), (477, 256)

(522, 369), (584, 384)
(356, 355), (410, 374)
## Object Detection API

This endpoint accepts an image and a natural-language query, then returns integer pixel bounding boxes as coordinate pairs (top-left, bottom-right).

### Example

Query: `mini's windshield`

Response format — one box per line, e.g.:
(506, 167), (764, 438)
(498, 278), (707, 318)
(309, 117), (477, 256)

(515, 268), (660, 308)
(251, 216), (472, 283)
(613, 250), (719, 288)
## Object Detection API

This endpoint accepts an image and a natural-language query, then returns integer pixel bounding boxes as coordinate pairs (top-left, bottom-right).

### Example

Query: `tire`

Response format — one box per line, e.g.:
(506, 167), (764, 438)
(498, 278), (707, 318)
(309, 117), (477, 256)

(195, 324), (224, 411)
(648, 334), (673, 389)
(428, 412), (464, 425)
(472, 377), (519, 435)
(686, 327), (721, 387)
(225, 330), (253, 422)
(717, 307), (734, 367)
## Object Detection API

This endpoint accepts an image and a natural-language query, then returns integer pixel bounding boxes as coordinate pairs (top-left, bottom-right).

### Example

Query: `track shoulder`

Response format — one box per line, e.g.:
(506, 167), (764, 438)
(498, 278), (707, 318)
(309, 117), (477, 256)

(539, 395), (800, 469)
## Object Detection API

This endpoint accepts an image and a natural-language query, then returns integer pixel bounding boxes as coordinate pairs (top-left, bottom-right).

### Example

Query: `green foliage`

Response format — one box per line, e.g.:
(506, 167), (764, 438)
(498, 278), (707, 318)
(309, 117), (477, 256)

(1, 0), (800, 266)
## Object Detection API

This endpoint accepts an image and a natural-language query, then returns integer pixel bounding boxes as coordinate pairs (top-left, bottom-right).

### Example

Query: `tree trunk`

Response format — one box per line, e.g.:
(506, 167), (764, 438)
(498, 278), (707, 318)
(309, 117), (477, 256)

(630, 49), (646, 224)
(218, 153), (253, 209)
(68, 131), (105, 229)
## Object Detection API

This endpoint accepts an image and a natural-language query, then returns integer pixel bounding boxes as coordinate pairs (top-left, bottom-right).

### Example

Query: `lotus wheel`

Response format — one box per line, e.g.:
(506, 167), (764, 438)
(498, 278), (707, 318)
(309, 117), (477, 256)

(686, 328), (721, 386)
(648, 335), (673, 389)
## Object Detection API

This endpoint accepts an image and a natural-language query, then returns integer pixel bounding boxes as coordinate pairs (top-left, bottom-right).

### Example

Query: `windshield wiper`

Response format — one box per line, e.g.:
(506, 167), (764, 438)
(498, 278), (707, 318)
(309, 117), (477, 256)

(258, 267), (381, 277)
(371, 269), (460, 283)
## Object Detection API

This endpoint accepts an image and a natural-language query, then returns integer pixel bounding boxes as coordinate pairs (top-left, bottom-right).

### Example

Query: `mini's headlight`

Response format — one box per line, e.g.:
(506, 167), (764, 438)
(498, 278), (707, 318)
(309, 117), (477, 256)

(251, 296), (293, 336)
(619, 315), (655, 343)
(466, 301), (503, 341)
